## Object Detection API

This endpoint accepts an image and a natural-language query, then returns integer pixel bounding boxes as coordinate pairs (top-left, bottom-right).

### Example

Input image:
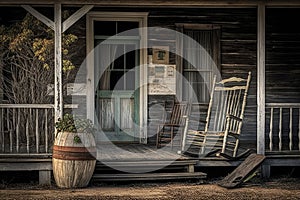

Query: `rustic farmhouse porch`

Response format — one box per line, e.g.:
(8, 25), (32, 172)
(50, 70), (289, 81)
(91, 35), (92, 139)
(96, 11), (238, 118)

(0, 1), (300, 186)
(0, 103), (299, 184)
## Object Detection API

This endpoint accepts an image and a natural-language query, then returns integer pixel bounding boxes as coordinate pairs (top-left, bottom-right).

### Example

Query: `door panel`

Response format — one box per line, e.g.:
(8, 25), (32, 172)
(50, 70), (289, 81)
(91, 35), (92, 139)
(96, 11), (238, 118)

(97, 91), (137, 142)
(99, 98), (115, 131)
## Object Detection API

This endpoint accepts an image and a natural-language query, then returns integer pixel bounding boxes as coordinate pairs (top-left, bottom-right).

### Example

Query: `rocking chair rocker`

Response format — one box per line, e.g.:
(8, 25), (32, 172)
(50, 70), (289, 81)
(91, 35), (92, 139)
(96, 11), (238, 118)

(181, 72), (251, 159)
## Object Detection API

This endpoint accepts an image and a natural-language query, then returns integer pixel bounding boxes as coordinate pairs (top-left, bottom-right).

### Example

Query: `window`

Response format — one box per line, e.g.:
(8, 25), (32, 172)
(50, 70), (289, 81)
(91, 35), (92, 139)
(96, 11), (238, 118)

(94, 21), (139, 91)
(176, 24), (220, 103)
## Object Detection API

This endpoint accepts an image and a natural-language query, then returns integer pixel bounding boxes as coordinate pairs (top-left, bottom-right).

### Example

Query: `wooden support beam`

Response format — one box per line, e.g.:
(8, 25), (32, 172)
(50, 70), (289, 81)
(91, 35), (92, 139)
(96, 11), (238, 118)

(39, 170), (51, 185)
(257, 3), (265, 156)
(54, 3), (63, 121)
(21, 5), (54, 30)
(1, 0), (300, 6)
(62, 5), (93, 33)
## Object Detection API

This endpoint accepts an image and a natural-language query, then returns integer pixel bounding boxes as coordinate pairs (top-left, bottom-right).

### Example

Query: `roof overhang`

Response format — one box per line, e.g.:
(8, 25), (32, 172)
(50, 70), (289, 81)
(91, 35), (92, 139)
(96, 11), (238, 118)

(1, 0), (300, 7)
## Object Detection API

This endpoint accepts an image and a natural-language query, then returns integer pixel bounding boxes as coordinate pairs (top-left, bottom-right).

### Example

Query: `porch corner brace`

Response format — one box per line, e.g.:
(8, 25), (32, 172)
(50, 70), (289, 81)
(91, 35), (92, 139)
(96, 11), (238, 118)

(21, 5), (54, 30)
(62, 5), (94, 33)
(22, 4), (94, 122)
(257, 3), (266, 155)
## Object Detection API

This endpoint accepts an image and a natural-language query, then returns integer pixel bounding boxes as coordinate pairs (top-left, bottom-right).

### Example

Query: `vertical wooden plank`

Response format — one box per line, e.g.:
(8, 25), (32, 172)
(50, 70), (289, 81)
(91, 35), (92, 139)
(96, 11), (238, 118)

(115, 97), (121, 136)
(120, 98), (134, 130)
(279, 108), (282, 151)
(16, 108), (20, 153)
(45, 109), (48, 153)
(181, 117), (189, 153)
(7, 109), (12, 153)
(54, 3), (63, 123)
(86, 13), (95, 123)
(12, 108), (16, 153)
(221, 91), (229, 127)
(205, 75), (217, 132)
(39, 170), (51, 185)
(229, 90), (237, 131)
(289, 108), (293, 151)
(257, 4), (266, 155)
(26, 113), (30, 153)
(0, 108), (3, 152)
(216, 91), (224, 131)
(269, 107), (273, 151)
(36, 109), (39, 153)
(232, 89), (241, 132)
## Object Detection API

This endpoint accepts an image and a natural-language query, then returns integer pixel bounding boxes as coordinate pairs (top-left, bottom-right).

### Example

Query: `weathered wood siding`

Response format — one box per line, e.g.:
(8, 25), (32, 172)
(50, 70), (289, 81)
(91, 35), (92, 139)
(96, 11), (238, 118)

(266, 8), (300, 103)
(265, 8), (300, 151)
(1, 7), (258, 146)
(147, 8), (257, 145)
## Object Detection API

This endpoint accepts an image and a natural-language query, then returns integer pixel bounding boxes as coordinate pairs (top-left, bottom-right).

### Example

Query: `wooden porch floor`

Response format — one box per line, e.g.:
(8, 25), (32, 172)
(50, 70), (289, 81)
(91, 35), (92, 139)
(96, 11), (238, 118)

(96, 144), (188, 162)
(96, 143), (244, 167)
(93, 144), (207, 181)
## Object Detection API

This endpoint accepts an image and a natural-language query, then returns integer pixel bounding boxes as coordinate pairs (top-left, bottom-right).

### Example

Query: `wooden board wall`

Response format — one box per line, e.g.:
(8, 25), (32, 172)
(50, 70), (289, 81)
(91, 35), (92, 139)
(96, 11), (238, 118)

(266, 8), (300, 103)
(147, 8), (257, 145)
(0, 7), (258, 145)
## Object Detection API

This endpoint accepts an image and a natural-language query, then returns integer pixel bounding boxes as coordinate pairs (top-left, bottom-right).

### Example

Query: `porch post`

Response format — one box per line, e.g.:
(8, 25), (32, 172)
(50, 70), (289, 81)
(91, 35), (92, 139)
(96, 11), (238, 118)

(257, 4), (269, 177)
(257, 3), (266, 156)
(54, 3), (63, 121)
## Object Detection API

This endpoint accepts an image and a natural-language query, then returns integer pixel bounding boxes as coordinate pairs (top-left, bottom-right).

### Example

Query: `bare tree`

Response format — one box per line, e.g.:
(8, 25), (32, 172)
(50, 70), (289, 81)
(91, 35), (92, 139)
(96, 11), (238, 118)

(0, 13), (77, 104)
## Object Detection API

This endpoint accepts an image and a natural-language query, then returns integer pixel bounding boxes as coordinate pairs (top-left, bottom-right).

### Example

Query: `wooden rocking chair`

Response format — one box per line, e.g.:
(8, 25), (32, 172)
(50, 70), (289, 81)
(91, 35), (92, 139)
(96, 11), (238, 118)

(181, 72), (251, 159)
(156, 102), (189, 149)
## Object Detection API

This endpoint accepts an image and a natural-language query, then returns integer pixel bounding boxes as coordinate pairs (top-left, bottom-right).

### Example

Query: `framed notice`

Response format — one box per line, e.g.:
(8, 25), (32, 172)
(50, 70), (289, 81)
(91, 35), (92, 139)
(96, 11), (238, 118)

(152, 46), (169, 64)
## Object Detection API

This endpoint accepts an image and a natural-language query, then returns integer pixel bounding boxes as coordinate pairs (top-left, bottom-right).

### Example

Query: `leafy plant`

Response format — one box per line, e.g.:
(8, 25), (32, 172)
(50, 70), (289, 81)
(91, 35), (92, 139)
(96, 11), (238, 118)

(0, 12), (77, 104)
(55, 114), (96, 143)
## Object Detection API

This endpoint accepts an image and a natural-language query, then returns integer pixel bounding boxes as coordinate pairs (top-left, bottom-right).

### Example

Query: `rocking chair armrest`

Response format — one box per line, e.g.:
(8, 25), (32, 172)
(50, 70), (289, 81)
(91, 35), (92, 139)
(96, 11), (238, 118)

(226, 114), (242, 122)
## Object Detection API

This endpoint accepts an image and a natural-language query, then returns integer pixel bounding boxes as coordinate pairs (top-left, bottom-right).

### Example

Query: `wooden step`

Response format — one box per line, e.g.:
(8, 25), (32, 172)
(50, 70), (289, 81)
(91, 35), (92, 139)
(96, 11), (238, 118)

(96, 160), (198, 168)
(95, 160), (198, 173)
(92, 172), (207, 182)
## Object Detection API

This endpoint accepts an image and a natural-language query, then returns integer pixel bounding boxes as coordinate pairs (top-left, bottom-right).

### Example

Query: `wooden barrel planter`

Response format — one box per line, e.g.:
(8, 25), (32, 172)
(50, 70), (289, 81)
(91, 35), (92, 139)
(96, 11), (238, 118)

(52, 131), (97, 188)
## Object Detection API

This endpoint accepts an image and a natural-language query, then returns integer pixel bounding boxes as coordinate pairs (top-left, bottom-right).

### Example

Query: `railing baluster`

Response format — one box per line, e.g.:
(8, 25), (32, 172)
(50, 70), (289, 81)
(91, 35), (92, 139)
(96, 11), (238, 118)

(16, 108), (20, 153)
(269, 107), (273, 151)
(45, 109), (48, 153)
(0, 108), (4, 152)
(279, 108), (282, 151)
(26, 111), (30, 153)
(289, 108), (293, 151)
(36, 109), (39, 153)
(7, 108), (12, 153)
(12, 108), (16, 153)
(0, 104), (73, 155)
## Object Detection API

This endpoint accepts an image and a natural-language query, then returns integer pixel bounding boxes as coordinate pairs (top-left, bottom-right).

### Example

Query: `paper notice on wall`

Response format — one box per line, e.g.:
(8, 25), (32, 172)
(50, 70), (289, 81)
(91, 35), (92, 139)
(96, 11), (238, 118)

(148, 64), (176, 95)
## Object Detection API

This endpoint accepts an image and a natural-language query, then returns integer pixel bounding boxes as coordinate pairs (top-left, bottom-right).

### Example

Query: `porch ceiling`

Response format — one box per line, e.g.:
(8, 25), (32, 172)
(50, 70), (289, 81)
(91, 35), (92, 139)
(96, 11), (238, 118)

(1, 0), (300, 7)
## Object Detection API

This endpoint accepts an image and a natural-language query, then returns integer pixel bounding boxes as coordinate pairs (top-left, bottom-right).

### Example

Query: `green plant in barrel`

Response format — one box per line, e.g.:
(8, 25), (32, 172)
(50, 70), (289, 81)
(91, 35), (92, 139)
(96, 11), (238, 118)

(55, 113), (96, 143)
(53, 113), (97, 188)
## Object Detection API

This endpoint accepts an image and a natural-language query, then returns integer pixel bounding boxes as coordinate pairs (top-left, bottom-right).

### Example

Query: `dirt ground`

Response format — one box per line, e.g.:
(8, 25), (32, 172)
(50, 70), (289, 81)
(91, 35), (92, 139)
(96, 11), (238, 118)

(1, 177), (300, 200)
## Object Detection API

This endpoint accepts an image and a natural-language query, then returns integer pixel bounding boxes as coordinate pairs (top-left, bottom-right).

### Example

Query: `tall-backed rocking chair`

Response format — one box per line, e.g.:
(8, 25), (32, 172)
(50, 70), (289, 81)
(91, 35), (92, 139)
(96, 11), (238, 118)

(181, 72), (251, 159)
(156, 102), (189, 149)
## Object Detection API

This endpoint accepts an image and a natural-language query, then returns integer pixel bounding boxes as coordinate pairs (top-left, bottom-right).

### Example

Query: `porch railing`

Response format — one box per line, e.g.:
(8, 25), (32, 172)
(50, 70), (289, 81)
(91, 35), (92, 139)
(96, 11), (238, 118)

(266, 103), (300, 153)
(0, 104), (55, 155)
